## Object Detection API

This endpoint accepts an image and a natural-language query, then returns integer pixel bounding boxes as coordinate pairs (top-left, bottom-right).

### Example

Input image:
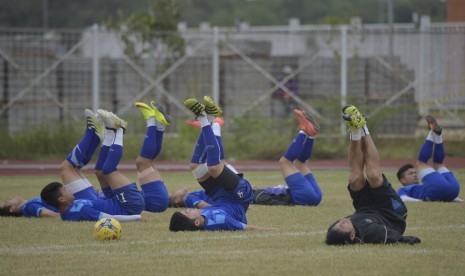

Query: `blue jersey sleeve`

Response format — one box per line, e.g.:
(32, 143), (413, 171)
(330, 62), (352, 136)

(397, 185), (423, 199)
(21, 202), (47, 217)
(202, 208), (246, 231)
(62, 200), (102, 221)
(20, 197), (59, 217)
(185, 190), (213, 208)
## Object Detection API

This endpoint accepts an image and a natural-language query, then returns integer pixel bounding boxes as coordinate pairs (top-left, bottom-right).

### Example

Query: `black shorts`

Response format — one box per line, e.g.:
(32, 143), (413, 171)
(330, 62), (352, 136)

(348, 175), (407, 219)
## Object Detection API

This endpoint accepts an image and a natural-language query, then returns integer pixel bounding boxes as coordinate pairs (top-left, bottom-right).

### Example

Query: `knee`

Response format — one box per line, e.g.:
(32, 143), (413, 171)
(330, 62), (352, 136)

(366, 169), (383, 186)
(208, 164), (223, 178)
(189, 162), (200, 171)
(60, 160), (73, 173)
(279, 156), (293, 167)
(348, 174), (365, 190)
(136, 156), (151, 170)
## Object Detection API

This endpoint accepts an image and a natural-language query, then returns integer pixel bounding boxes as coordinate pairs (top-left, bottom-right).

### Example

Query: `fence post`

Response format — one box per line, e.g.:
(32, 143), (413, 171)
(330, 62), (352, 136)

(212, 26), (220, 104)
(92, 24), (100, 112)
(340, 25), (348, 137)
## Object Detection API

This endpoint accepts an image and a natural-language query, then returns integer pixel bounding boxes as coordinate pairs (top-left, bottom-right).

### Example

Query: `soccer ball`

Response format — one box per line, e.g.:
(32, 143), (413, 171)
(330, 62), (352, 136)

(93, 218), (122, 241)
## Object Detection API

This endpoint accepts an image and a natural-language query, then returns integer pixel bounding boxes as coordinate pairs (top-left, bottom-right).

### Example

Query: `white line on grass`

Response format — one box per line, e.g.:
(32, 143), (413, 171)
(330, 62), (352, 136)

(1, 224), (464, 256)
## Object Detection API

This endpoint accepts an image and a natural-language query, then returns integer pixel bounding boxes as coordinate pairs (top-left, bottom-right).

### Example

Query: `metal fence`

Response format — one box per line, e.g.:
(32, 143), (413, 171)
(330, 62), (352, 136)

(1, 20), (464, 138)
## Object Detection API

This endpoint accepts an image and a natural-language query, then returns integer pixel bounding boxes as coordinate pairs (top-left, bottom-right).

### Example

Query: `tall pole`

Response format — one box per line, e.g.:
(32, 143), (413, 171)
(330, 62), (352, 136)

(340, 25), (348, 137)
(387, 0), (394, 56)
(92, 24), (100, 112)
(42, 0), (49, 31)
(212, 26), (220, 103)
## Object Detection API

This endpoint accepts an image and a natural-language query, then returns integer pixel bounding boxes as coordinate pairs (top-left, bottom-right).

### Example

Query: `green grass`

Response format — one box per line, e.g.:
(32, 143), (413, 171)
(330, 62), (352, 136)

(1, 169), (464, 275)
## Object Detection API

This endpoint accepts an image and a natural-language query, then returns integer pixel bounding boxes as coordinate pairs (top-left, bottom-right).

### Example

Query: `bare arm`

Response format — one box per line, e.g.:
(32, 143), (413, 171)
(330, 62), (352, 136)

(100, 212), (142, 222)
(195, 201), (211, 208)
(245, 225), (277, 231)
(38, 209), (60, 218)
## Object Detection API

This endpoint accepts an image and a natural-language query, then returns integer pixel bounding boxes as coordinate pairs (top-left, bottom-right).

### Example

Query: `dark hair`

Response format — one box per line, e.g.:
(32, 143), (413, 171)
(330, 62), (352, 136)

(169, 211), (200, 232)
(397, 164), (414, 180)
(325, 220), (355, 245)
(0, 205), (22, 217)
(40, 182), (63, 209)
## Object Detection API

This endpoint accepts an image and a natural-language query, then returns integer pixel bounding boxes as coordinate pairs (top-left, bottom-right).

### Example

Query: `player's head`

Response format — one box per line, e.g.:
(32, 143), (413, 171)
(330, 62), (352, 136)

(325, 218), (356, 245)
(40, 182), (74, 209)
(169, 209), (203, 232)
(0, 196), (24, 217)
(169, 187), (189, 207)
(397, 164), (417, 186)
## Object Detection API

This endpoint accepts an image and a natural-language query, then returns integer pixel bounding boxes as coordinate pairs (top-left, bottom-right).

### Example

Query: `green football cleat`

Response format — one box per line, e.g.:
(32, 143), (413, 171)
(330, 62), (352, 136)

(203, 96), (223, 117)
(184, 98), (205, 117)
(85, 109), (103, 140)
(342, 104), (366, 131)
(425, 115), (442, 136)
(293, 109), (320, 137)
(151, 101), (172, 126)
(97, 109), (127, 132)
(135, 102), (156, 120)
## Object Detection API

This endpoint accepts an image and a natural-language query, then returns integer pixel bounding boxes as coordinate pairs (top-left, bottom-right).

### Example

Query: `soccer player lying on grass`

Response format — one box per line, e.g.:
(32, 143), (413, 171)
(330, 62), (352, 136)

(169, 96), (274, 231)
(170, 109), (322, 208)
(0, 110), (107, 218)
(40, 104), (170, 222)
(325, 105), (420, 245)
(396, 115), (461, 202)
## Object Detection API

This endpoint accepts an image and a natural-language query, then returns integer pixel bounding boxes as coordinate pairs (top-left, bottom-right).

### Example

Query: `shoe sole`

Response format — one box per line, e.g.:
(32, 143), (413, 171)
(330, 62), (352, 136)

(294, 109), (319, 136)
(135, 103), (155, 120)
(151, 101), (172, 125)
(425, 115), (442, 135)
(204, 96), (223, 117)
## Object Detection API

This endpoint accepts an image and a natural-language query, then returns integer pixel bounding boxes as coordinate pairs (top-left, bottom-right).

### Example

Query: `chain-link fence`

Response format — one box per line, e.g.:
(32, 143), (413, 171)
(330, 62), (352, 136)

(1, 21), (464, 138)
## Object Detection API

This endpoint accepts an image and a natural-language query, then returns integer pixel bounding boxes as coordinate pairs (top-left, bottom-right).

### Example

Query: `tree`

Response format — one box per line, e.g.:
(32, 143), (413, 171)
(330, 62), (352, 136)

(106, 0), (185, 62)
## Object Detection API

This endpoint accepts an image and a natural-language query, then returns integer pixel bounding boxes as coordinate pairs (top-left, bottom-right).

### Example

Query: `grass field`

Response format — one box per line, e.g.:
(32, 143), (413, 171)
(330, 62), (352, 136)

(1, 168), (464, 276)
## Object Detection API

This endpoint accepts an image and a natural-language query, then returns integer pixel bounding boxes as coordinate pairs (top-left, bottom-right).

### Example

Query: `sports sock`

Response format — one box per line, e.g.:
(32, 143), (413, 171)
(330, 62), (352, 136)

(212, 122), (224, 159)
(350, 129), (362, 141)
(202, 124), (221, 166)
(433, 142), (445, 164)
(94, 129), (115, 170)
(102, 128), (123, 175)
(66, 128), (95, 168)
(418, 139), (434, 163)
(147, 117), (156, 127)
(156, 121), (165, 132)
(298, 134), (314, 162)
(140, 126), (157, 159)
(190, 132), (206, 164)
(82, 131), (101, 166)
(361, 125), (370, 136)
(284, 131), (306, 162)
(153, 128), (164, 158)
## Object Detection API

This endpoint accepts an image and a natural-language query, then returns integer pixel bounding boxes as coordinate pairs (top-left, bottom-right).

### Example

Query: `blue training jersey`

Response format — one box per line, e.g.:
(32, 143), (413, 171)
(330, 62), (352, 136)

(259, 184), (289, 196)
(184, 190), (213, 208)
(397, 184), (425, 199)
(61, 198), (129, 221)
(201, 201), (248, 231)
(21, 197), (59, 217)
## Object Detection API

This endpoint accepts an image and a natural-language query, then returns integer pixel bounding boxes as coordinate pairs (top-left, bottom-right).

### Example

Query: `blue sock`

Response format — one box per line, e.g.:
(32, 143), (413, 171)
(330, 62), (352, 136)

(216, 136), (225, 160)
(153, 129), (164, 158)
(94, 145), (110, 170)
(418, 140), (434, 163)
(202, 125), (221, 166)
(140, 126), (157, 159)
(66, 128), (94, 168)
(433, 143), (445, 164)
(191, 132), (206, 164)
(102, 144), (122, 175)
(284, 132), (306, 162)
(298, 136), (314, 162)
(82, 131), (101, 166)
